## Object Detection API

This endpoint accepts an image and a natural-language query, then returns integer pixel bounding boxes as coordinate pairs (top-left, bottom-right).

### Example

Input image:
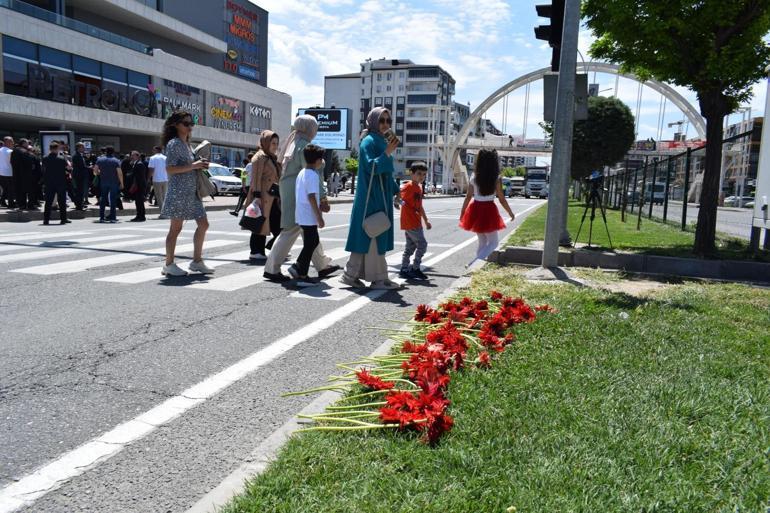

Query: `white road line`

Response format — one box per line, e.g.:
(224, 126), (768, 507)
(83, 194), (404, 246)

(0, 231), (90, 243)
(11, 240), (238, 276)
(0, 235), (144, 264)
(95, 249), (252, 284)
(0, 203), (541, 513)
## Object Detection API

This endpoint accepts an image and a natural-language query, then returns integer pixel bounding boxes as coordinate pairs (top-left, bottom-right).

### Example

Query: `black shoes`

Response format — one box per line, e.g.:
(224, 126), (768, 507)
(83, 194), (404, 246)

(399, 268), (429, 281)
(263, 271), (291, 283)
(317, 264), (342, 279)
(128, 217), (146, 222)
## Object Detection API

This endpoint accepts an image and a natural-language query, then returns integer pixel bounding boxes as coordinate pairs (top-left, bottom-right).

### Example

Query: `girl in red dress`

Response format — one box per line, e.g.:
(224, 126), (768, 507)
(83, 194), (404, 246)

(459, 149), (515, 265)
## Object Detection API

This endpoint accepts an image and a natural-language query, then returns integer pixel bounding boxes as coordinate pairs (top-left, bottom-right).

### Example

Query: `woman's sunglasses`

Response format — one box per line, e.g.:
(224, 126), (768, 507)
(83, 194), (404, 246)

(180, 121), (194, 127)
(380, 118), (392, 125)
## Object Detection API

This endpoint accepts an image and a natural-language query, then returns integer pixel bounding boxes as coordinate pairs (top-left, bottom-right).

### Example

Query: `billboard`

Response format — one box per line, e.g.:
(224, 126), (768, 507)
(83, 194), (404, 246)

(297, 108), (349, 150)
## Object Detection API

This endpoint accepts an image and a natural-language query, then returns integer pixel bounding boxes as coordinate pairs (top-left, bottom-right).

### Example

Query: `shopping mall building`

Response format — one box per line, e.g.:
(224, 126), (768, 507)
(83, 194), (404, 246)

(0, 0), (290, 166)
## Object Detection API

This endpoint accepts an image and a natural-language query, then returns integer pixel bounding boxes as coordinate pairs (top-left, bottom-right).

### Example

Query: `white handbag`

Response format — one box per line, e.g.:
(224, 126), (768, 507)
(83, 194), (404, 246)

(362, 162), (391, 238)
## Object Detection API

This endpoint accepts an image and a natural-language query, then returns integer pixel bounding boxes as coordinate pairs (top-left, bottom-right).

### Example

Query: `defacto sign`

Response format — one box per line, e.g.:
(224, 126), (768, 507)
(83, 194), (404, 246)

(297, 108), (349, 150)
(27, 64), (156, 116)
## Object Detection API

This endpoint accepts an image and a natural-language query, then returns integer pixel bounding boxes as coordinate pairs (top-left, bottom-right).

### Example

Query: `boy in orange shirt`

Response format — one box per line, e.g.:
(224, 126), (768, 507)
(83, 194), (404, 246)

(399, 162), (431, 280)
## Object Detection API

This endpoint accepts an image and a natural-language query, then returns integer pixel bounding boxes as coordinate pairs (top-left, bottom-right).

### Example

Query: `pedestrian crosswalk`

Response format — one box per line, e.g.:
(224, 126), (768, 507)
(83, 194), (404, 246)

(0, 227), (445, 299)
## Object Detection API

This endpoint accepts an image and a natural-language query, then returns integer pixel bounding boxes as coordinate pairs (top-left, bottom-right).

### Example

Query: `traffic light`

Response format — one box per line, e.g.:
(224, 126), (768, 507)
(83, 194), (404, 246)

(534, 0), (565, 71)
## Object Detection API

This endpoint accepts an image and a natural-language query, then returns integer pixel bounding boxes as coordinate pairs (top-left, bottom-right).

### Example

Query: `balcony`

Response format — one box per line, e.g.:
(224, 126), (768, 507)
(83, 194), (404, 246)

(0, 0), (153, 54)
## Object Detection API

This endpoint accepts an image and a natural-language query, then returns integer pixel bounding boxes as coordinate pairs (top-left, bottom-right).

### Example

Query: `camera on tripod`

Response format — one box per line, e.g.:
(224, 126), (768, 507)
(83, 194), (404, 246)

(574, 170), (614, 250)
(585, 170), (604, 194)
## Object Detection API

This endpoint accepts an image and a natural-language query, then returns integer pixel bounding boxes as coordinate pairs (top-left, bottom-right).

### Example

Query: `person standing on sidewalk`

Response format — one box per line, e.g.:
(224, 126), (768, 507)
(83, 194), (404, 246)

(245, 134), (281, 261)
(340, 107), (401, 290)
(93, 146), (123, 223)
(148, 146), (168, 219)
(0, 137), (14, 208)
(399, 161), (431, 281)
(72, 143), (90, 209)
(263, 115), (339, 283)
(12, 139), (36, 210)
(41, 142), (70, 225)
(160, 110), (213, 277)
(128, 150), (147, 222)
(231, 153), (255, 217)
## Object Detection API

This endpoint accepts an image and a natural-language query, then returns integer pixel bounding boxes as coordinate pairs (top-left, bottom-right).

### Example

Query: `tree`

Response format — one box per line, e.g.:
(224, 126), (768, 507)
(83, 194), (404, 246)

(345, 156), (358, 194)
(582, 0), (770, 255)
(501, 166), (527, 178)
(541, 96), (636, 179)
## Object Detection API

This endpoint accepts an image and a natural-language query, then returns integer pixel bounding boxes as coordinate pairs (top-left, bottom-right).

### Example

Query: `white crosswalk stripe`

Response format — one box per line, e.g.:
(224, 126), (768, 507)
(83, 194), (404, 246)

(96, 249), (252, 284)
(0, 235), (145, 264)
(0, 231), (60, 242)
(0, 232), (97, 254)
(11, 239), (239, 276)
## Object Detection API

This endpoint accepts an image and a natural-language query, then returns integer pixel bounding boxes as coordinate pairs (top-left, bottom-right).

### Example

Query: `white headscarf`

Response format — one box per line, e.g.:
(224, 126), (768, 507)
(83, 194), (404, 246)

(277, 115), (319, 166)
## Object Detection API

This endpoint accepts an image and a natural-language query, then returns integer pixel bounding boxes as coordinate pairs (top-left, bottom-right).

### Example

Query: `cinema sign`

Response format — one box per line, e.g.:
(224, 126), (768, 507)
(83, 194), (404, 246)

(26, 64), (156, 117)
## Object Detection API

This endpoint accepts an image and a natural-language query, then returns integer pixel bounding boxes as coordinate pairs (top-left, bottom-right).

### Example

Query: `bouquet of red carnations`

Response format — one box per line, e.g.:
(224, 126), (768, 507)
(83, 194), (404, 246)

(285, 291), (555, 444)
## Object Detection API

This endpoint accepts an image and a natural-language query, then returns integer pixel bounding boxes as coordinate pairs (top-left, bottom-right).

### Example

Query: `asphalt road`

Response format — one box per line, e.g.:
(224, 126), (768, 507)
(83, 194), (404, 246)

(631, 201), (754, 239)
(0, 196), (544, 513)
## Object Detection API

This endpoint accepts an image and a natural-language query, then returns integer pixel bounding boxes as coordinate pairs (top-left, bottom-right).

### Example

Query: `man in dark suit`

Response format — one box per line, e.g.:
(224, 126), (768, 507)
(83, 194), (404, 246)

(72, 142), (90, 209)
(128, 150), (147, 222)
(42, 142), (70, 225)
(11, 139), (35, 210)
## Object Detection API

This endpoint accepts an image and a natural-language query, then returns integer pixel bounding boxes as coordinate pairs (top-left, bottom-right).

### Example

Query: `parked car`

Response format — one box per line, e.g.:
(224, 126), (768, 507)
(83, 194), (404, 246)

(206, 164), (243, 196)
(723, 195), (754, 208)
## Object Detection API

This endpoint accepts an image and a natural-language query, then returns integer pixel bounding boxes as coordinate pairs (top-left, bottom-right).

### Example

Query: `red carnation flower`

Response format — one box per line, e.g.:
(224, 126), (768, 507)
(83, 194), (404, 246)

(535, 304), (557, 313)
(355, 369), (395, 391)
(490, 290), (503, 301)
(477, 351), (491, 368)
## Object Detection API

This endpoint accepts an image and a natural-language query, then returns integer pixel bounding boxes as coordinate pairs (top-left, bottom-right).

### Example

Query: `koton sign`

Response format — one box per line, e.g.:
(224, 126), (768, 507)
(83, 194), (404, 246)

(297, 108), (349, 150)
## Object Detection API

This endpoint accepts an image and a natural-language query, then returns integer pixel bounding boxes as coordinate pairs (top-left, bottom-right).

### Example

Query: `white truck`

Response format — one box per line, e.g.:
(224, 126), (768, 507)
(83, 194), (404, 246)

(525, 167), (549, 198)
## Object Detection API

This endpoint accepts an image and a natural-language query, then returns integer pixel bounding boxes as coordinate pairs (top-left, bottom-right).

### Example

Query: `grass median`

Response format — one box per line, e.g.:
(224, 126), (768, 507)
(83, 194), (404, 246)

(507, 200), (769, 262)
(222, 267), (770, 513)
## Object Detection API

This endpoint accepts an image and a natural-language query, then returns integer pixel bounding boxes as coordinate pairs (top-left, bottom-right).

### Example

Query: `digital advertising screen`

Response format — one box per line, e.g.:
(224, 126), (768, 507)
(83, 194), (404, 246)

(297, 108), (349, 150)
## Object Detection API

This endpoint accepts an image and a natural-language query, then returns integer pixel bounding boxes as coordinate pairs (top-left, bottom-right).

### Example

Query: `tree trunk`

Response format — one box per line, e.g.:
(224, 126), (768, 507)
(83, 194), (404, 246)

(351, 175), (356, 195)
(694, 95), (728, 256)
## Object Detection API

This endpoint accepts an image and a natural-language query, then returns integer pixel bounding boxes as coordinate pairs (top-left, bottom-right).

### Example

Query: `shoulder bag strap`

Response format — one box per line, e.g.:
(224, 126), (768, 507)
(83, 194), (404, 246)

(363, 160), (376, 219)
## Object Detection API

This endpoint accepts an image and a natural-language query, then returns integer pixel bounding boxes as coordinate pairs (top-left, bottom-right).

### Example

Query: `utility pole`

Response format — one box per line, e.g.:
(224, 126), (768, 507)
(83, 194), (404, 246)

(540, 0), (580, 269)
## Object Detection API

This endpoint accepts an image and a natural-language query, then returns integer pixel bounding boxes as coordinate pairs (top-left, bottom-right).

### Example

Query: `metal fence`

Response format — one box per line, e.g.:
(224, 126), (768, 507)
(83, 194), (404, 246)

(597, 130), (755, 236)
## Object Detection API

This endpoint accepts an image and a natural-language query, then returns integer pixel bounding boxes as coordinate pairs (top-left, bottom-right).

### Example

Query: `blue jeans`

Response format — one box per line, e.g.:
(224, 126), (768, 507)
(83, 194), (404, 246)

(99, 183), (119, 220)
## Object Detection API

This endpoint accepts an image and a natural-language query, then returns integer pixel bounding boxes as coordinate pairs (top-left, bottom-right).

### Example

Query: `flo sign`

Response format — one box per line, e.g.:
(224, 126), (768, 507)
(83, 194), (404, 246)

(27, 64), (156, 116)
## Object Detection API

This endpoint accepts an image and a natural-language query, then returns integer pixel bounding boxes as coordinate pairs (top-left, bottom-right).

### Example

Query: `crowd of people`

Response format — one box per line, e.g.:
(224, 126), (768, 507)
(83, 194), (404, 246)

(0, 106), (515, 287)
(0, 136), (168, 225)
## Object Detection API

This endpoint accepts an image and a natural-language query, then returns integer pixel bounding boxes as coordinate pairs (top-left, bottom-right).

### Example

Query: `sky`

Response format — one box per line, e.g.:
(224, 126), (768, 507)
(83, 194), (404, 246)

(250, 0), (769, 143)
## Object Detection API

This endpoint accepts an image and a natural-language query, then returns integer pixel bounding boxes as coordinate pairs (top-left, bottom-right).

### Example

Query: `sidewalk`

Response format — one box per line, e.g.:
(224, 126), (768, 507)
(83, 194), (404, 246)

(0, 192), (457, 223)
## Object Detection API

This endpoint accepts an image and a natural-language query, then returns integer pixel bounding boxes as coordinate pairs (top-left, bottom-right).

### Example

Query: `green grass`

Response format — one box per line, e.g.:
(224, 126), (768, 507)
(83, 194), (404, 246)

(223, 269), (770, 513)
(508, 200), (770, 262)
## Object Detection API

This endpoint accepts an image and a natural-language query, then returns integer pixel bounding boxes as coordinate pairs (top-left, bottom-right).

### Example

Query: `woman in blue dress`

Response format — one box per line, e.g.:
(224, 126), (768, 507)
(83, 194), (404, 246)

(341, 107), (401, 290)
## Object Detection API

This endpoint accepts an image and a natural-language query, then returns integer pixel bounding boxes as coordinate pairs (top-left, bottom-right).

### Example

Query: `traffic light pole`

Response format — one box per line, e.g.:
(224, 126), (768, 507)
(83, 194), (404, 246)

(541, 0), (581, 269)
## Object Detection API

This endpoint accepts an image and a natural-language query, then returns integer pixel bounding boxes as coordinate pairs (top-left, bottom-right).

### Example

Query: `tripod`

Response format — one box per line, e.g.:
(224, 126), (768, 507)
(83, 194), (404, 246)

(574, 181), (613, 250)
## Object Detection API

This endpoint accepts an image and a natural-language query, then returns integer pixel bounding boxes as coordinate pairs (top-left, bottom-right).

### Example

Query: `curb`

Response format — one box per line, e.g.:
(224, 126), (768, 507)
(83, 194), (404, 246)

(0, 195), (457, 223)
(491, 245), (770, 284)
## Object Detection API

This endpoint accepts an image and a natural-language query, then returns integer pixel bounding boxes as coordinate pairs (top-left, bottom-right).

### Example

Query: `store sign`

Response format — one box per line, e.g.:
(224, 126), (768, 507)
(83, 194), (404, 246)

(26, 64), (156, 116)
(245, 103), (272, 134)
(223, 0), (260, 82)
(206, 93), (243, 132)
(153, 80), (205, 123)
(297, 108), (349, 150)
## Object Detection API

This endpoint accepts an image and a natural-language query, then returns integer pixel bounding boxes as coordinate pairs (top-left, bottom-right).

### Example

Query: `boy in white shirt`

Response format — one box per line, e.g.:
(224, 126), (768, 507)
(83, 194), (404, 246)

(288, 144), (326, 286)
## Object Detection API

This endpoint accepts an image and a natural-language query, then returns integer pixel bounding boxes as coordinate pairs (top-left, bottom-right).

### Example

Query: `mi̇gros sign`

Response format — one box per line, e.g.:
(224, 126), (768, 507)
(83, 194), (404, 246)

(26, 64), (156, 117)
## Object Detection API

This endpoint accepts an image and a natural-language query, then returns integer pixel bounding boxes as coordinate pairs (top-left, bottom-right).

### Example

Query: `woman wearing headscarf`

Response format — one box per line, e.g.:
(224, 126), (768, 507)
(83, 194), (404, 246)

(341, 107), (401, 290)
(245, 130), (281, 260)
(262, 115), (340, 282)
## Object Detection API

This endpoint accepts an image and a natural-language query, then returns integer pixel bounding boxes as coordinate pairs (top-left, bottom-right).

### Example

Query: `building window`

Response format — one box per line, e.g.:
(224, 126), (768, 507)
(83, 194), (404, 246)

(361, 76), (365, 84)
(73, 55), (100, 78)
(407, 121), (429, 130)
(396, 109), (405, 117)
(376, 72), (382, 81)
(361, 88), (365, 96)
(3, 56), (29, 96)
(384, 97), (393, 107)
(386, 85), (391, 92)
(374, 97), (383, 106)
(397, 96), (405, 105)
(408, 68), (439, 78)
(407, 94), (438, 104)
(375, 85), (381, 93)
(399, 71), (405, 80)
(396, 123), (404, 131)
(2, 35), (37, 61)
(39, 47), (71, 71)
(406, 133), (429, 143)
(128, 70), (150, 89)
(386, 72), (392, 81)
(398, 84), (404, 92)
(102, 64), (127, 85)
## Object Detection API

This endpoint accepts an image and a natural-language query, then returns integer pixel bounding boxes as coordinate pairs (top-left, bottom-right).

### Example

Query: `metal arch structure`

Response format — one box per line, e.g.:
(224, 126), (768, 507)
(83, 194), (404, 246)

(447, 61), (706, 165)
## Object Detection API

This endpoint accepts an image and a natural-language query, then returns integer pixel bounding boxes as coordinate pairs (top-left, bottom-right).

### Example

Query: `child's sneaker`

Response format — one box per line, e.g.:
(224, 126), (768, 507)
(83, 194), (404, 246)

(398, 267), (415, 279)
(411, 268), (429, 281)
